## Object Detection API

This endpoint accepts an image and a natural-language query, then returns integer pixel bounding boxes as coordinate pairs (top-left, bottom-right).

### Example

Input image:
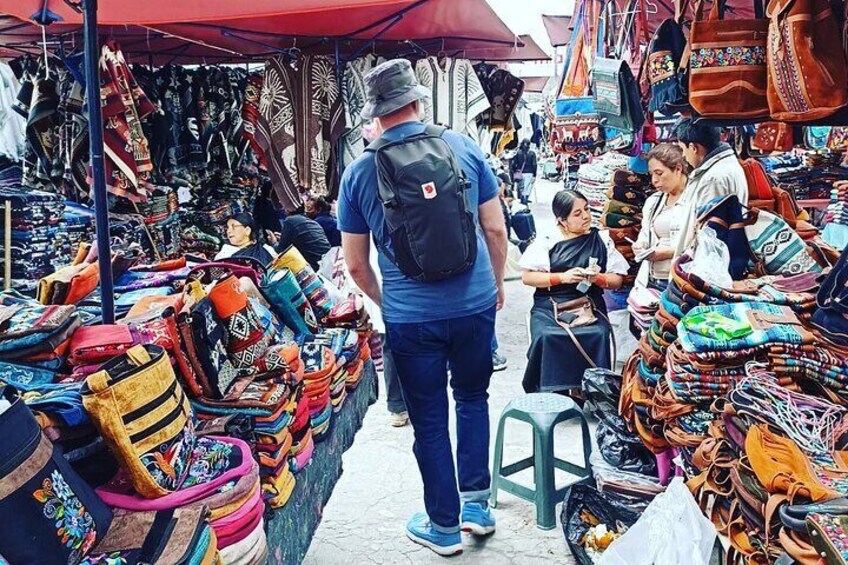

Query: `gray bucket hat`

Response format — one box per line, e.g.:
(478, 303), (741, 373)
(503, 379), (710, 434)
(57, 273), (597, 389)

(361, 59), (431, 120)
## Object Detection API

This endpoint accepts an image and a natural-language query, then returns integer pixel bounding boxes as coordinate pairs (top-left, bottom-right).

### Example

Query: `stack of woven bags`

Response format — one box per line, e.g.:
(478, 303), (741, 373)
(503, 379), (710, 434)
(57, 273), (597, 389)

(570, 152), (631, 225)
(613, 192), (848, 562)
(0, 238), (375, 562)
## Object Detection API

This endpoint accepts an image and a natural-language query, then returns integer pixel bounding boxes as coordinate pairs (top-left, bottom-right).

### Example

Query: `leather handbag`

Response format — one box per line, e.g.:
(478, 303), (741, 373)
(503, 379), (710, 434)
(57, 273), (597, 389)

(751, 121), (793, 152)
(0, 386), (113, 564)
(688, 0), (769, 119)
(552, 296), (602, 367)
(82, 345), (196, 499)
(766, 0), (848, 121)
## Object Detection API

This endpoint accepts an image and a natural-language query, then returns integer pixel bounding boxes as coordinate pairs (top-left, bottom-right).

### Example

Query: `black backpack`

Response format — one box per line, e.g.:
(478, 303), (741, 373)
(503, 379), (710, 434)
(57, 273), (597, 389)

(366, 125), (477, 282)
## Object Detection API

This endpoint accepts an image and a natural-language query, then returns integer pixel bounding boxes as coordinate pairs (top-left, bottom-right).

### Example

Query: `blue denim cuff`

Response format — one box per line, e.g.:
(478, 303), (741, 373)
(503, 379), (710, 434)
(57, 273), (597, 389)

(460, 488), (491, 505)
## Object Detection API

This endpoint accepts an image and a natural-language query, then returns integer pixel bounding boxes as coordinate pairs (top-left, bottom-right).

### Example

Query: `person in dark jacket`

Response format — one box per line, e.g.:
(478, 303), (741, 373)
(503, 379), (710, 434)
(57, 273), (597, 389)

(306, 196), (342, 247)
(268, 208), (332, 270)
(509, 139), (538, 205)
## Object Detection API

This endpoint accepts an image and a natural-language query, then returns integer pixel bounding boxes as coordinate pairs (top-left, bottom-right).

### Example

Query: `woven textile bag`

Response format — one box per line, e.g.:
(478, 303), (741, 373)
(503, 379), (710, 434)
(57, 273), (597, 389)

(766, 0), (848, 121)
(688, 0), (769, 119)
(82, 344), (196, 499)
(0, 386), (112, 564)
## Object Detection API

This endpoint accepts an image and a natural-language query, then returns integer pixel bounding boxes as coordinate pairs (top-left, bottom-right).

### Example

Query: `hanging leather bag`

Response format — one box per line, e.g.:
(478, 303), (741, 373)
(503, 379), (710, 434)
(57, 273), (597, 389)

(766, 0), (848, 121)
(688, 0), (770, 119)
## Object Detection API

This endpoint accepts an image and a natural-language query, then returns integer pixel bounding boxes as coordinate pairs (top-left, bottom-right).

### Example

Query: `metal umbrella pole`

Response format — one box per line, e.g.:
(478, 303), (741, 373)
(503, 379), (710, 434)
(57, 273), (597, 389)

(81, 0), (115, 323)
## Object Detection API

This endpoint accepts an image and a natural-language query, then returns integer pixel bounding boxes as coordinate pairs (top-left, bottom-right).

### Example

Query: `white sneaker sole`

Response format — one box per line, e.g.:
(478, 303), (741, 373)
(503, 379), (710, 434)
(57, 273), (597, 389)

(461, 522), (496, 536)
(405, 530), (463, 556)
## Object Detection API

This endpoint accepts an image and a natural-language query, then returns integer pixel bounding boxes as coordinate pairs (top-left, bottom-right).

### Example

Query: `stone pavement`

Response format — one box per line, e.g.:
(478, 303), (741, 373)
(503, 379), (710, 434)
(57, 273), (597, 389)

(303, 180), (583, 565)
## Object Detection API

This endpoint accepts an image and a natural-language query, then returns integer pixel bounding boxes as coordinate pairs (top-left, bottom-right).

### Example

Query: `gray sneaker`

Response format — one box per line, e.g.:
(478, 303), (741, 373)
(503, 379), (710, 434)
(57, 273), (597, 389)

(390, 411), (410, 427)
(492, 352), (508, 372)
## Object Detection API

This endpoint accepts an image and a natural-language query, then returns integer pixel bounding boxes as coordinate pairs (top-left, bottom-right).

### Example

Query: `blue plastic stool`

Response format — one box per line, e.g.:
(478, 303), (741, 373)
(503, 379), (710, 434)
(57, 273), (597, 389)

(490, 393), (592, 530)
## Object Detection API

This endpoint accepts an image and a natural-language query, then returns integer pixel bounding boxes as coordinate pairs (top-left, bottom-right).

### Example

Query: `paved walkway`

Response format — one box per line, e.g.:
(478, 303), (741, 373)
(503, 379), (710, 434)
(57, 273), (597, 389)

(303, 180), (581, 564)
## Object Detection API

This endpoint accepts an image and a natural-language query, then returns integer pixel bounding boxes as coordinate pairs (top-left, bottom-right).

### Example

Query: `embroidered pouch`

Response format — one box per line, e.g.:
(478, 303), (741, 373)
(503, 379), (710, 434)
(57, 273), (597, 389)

(0, 386), (112, 565)
(752, 122), (794, 153)
(82, 345), (196, 498)
(95, 436), (251, 512)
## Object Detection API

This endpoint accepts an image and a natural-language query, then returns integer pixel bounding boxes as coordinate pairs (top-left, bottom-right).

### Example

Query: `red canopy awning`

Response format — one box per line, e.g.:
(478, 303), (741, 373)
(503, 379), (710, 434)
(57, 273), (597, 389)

(0, 0), (527, 63)
(464, 35), (549, 62)
(522, 76), (552, 93)
(542, 14), (572, 48)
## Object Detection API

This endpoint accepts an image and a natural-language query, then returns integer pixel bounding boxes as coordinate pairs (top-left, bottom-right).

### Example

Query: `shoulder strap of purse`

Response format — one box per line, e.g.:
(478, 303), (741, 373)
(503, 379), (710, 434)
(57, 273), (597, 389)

(563, 323), (598, 368)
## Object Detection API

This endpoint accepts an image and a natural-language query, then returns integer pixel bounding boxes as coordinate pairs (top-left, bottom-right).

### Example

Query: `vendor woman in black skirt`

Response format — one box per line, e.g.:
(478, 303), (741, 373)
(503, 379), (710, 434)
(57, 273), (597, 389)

(520, 190), (628, 394)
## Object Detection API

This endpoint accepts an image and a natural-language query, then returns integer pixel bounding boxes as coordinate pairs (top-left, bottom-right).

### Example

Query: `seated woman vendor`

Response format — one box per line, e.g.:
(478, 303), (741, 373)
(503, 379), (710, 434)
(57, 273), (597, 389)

(633, 144), (690, 291)
(520, 190), (628, 394)
(215, 213), (278, 265)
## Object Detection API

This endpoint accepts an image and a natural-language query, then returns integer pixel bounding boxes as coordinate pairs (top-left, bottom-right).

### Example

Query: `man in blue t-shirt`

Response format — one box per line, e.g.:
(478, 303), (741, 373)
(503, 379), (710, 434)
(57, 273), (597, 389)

(338, 59), (507, 557)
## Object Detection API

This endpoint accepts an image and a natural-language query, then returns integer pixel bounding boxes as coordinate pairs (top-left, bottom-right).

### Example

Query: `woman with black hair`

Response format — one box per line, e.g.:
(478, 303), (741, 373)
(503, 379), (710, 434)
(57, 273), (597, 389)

(510, 139), (538, 205)
(519, 190), (628, 394)
(215, 213), (278, 266)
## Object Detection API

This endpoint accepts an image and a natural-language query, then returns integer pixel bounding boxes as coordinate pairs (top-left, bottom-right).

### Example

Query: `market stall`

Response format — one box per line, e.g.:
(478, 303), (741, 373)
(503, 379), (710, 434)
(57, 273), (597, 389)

(540, 0), (848, 562)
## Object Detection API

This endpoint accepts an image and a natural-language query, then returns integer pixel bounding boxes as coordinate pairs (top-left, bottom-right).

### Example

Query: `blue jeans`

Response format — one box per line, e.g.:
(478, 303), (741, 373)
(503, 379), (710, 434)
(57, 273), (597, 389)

(385, 305), (496, 533)
(380, 334), (407, 414)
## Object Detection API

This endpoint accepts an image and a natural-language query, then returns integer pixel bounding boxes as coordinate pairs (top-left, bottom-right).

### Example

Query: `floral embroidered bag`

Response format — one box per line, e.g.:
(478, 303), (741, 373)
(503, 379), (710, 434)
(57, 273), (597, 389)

(646, 4), (689, 115)
(82, 345), (197, 499)
(0, 386), (112, 564)
(688, 0), (770, 119)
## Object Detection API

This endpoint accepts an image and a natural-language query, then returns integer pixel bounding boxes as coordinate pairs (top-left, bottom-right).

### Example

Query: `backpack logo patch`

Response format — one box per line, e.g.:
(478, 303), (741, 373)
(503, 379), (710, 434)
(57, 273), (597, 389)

(421, 182), (437, 200)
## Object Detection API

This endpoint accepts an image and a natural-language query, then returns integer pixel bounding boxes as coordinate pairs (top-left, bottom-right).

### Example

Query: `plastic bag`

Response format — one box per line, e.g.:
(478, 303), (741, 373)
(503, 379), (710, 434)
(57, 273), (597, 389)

(682, 226), (733, 288)
(591, 451), (664, 512)
(561, 484), (642, 565)
(583, 369), (657, 476)
(595, 414), (657, 475)
(597, 477), (717, 565)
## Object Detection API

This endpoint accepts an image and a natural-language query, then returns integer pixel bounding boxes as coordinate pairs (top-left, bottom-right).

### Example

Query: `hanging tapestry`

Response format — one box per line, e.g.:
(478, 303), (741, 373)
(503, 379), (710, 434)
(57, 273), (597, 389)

(415, 57), (490, 135)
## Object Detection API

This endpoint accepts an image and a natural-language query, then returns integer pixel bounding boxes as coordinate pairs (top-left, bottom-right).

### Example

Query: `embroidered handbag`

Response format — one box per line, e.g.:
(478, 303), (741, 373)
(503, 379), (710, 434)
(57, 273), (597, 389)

(269, 245), (334, 322)
(551, 97), (605, 155)
(751, 122), (793, 152)
(646, 17), (689, 115)
(688, 0), (769, 119)
(0, 385), (113, 565)
(82, 345), (197, 499)
(766, 0), (848, 121)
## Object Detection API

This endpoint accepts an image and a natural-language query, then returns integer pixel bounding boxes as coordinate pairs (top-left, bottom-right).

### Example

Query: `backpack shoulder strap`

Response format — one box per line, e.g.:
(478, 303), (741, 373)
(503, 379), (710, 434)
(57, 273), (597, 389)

(423, 124), (447, 138)
(364, 124), (447, 153)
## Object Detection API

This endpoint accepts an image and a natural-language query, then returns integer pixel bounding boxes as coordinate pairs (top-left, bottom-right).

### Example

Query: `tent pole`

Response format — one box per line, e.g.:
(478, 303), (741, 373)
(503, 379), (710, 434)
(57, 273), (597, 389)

(82, 0), (115, 324)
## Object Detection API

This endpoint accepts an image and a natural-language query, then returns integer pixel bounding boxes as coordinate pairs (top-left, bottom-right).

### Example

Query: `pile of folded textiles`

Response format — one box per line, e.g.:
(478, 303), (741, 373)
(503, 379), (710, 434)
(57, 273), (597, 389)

(825, 182), (848, 226)
(63, 201), (96, 252)
(180, 224), (223, 259)
(620, 252), (822, 465)
(0, 384), (222, 565)
(570, 152), (631, 225)
(0, 186), (67, 290)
